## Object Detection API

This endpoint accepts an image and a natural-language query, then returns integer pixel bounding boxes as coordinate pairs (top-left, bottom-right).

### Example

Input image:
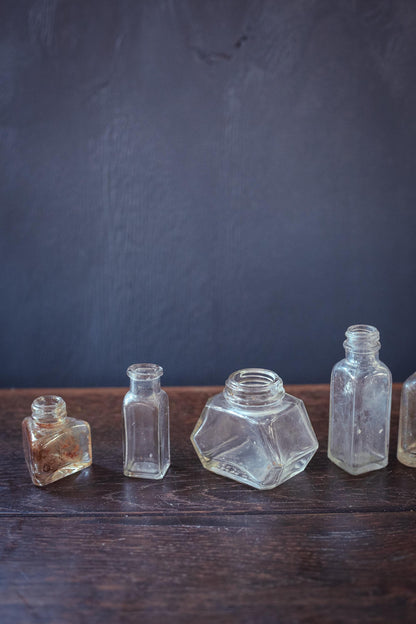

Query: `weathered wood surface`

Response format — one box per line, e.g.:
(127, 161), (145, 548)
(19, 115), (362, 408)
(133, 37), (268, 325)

(1, 385), (415, 623)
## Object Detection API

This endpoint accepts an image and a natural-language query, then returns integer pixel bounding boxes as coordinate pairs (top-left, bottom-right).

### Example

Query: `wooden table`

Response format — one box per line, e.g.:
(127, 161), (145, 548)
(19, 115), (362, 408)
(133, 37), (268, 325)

(1, 385), (415, 623)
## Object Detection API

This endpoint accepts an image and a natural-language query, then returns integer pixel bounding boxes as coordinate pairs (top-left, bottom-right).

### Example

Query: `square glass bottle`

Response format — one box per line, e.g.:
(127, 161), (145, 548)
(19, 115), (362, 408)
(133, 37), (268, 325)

(122, 363), (170, 479)
(397, 372), (416, 467)
(22, 395), (92, 486)
(328, 325), (392, 475)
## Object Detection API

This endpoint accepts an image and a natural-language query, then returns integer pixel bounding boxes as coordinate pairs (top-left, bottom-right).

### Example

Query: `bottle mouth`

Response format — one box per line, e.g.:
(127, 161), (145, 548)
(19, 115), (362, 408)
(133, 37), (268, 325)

(224, 368), (284, 407)
(127, 363), (163, 381)
(31, 395), (66, 423)
(344, 324), (380, 352)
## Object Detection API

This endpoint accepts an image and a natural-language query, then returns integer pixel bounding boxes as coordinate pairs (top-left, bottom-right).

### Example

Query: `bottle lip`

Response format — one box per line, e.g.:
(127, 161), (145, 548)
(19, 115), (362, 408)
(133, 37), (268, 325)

(31, 395), (66, 423)
(344, 324), (381, 352)
(224, 368), (284, 407)
(127, 363), (163, 381)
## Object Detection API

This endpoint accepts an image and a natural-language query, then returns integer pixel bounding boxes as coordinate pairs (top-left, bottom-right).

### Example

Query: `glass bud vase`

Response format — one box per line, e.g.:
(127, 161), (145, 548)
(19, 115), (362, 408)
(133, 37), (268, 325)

(190, 368), (318, 490)
(397, 372), (416, 467)
(22, 395), (92, 487)
(328, 324), (392, 475)
(122, 363), (170, 479)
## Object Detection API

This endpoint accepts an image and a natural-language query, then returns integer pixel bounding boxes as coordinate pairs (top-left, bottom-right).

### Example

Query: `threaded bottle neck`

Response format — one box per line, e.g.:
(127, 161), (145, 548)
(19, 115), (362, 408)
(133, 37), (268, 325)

(343, 324), (381, 360)
(224, 368), (284, 408)
(31, 395), (67, 426)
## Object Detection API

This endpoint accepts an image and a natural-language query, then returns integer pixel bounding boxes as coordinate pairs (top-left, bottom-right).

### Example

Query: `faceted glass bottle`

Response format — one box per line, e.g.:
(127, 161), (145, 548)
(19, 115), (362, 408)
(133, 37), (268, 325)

(22, 395), (92, 487)
(328, 325), (392, 475)
(123, 363), (170, 479)
(190, 368), (318, 490)
(397, 372), (416, 467)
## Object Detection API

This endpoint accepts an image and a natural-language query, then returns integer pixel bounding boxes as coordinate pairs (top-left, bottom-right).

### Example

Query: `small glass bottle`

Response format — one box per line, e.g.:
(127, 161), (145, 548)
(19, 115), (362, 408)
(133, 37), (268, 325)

(122, 363), (170, 479)
(22, 395), (92, 487)
(190, 368), (318, 490)
(397, 372), (416, 467)
(328, 325), (392, 475)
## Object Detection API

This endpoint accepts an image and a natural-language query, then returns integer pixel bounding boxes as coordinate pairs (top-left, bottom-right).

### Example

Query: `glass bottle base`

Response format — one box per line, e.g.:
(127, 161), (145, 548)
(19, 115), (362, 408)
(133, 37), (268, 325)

(31, 459), (92, 487)
(328, 452), (387, 476)
(199, 449), (317, 490)
(397, 449), (416, 468)
(123, 461), (170, 480)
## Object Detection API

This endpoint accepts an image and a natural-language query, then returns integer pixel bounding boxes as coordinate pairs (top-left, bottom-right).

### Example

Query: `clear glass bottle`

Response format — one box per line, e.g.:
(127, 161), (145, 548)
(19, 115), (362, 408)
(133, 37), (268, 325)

(122, 363), (170, 479)
(328, 324), (392, 475)
(397, 372), (416, 467)
(190, 368), (318, 490)
(22, 395), (92, 487)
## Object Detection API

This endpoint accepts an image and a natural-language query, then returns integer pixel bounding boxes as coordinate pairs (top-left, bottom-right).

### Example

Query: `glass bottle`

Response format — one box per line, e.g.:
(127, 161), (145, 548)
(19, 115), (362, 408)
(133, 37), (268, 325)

(397, 372), (416, 467)
(22, 395), (92, 487)
(328, 324), (392, 475)
(190, 368), (318, 490)
(122, 363), (170, 479)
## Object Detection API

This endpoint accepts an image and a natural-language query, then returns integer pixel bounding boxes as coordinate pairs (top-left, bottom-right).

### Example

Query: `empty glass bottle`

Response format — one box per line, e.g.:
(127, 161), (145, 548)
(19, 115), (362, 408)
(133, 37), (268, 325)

(328, 324), (392, 475)
(22, 395), (92, 487)
(397, 372), (416, 467)
(122, 363), (170, 479)
(190, 368), (318, 490)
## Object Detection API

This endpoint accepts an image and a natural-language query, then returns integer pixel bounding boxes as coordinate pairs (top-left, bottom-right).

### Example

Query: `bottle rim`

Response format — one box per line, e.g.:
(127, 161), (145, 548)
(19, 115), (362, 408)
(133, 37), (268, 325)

(31, 395), (66, 423)
(344, 324), (381, 352)
(224, 368), (284, 407)
(127, 363), (163, 381)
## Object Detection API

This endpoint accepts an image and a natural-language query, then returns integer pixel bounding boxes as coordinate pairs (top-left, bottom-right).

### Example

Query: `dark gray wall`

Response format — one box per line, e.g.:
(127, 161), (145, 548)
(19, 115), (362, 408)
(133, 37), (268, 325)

(1, 0), (416, 387)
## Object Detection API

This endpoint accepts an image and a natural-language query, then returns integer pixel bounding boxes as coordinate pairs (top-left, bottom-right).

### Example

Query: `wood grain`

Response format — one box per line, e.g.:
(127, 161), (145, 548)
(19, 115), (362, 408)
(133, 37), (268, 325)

(1, 513), (415, 624)
(1, 385), (415, 623)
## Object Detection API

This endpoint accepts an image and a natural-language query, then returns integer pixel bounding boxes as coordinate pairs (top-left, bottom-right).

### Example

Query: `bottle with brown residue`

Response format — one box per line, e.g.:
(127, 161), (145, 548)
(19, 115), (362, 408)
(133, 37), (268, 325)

(22, 395), (92, 486)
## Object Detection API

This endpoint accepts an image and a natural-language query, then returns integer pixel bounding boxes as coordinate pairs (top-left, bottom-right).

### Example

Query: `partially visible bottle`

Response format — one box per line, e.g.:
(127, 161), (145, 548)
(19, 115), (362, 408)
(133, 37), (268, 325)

(397, 372), (416, 467)
(328, 324), (392, 475)
(22, 395), (92, 486)
(122, 363), (170, 479)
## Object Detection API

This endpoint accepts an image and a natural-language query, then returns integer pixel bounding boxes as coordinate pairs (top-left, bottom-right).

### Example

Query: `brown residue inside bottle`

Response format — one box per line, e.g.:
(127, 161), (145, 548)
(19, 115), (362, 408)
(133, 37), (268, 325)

(32, 433), (82, 475)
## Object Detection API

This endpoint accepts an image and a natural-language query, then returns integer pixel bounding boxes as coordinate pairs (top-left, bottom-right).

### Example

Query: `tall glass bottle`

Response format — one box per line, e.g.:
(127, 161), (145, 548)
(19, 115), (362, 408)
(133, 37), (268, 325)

(122, 363), (170, 479)
(22, 395), (92, 486)
(397, 372), (416, 467)
(328, 325), (392, 475)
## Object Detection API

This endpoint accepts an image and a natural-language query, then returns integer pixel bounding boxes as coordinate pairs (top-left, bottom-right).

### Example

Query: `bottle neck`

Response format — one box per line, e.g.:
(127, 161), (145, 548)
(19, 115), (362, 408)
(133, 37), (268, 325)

(130, 378), (161, 396)
(224, 368), (284, 409)
(126, 363), (163, 397)
(31, 395), (67, 427)
(344, 348), (380, 365)
(343, 324), (381, 366)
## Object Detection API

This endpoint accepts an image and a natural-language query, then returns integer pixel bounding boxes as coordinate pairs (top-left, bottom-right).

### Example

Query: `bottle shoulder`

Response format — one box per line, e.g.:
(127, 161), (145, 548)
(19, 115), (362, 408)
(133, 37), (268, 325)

(123, 390), (163, 404)
(202, 391), (304, 422)
(123, 389), (168, 412)
(332, 358), (391, 380)
(403, 372), (416, 388)
(22, 416), (89, 441)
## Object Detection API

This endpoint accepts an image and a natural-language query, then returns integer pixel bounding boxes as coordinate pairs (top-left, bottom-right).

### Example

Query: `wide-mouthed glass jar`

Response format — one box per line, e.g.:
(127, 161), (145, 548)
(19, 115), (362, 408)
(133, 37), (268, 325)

(191, 368), (318, 490)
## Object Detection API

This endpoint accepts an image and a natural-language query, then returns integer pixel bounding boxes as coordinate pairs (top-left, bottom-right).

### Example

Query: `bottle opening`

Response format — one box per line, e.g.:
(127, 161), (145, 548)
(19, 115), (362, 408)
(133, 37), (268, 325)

(224, 368), (284, 407)
(344, 324), (380, 352)
(31, 395), (66, 423)
(127, 363), (163, 381)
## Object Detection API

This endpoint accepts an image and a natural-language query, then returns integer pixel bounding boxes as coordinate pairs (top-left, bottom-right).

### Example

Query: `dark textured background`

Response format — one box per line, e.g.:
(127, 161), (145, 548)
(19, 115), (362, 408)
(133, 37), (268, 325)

(1, 0), (415, 387)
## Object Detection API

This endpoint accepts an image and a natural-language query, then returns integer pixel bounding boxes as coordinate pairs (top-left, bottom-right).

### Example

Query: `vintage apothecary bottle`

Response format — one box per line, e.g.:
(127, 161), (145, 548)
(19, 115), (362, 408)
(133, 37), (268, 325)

(397, 372), (416, 467)
(122, 363), (170, 479)
(328, 324), (392, 475)
(22, 395), (92, 486)
(190, 368), (318, 490)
